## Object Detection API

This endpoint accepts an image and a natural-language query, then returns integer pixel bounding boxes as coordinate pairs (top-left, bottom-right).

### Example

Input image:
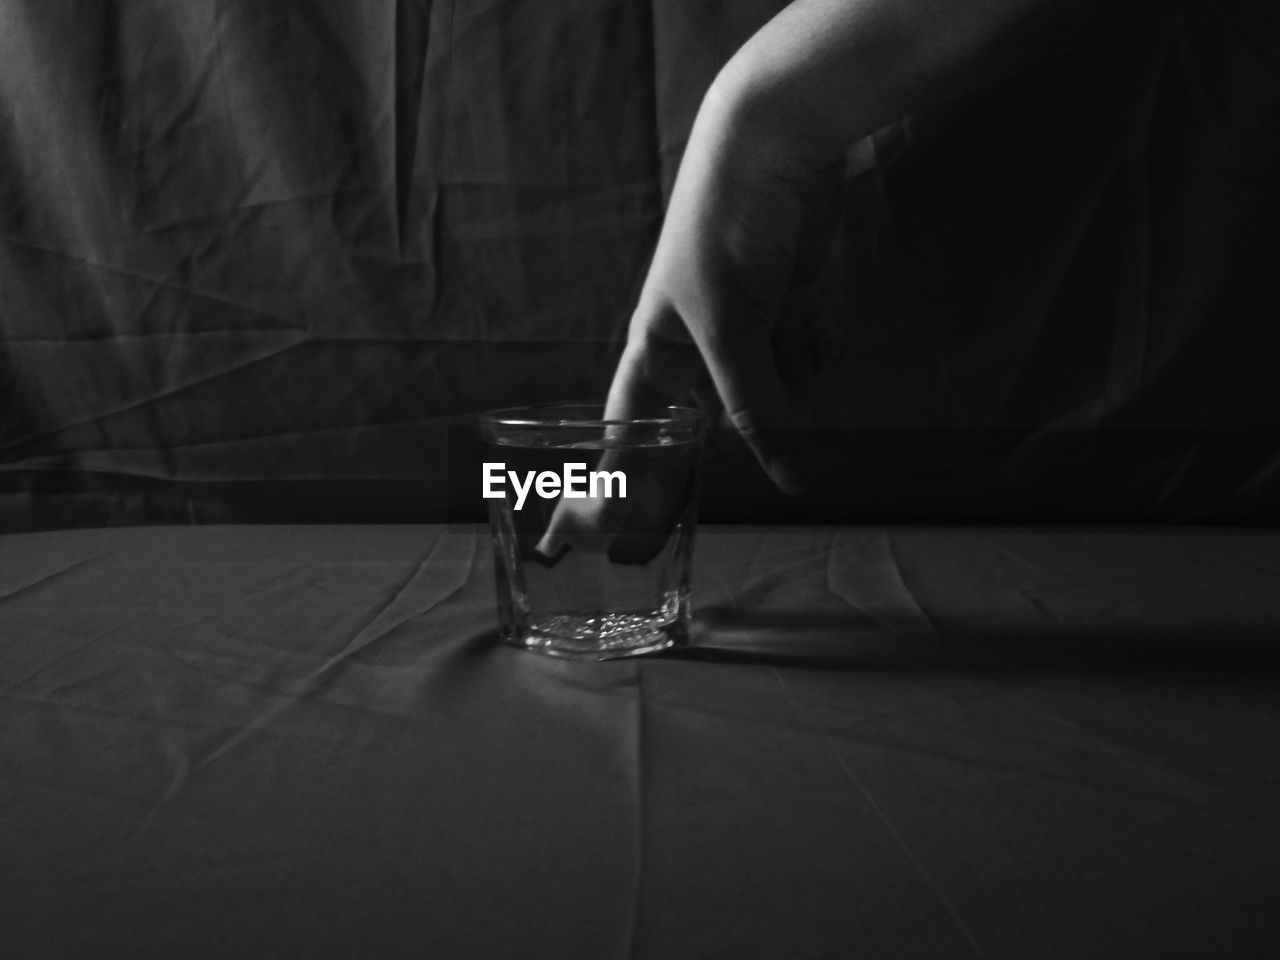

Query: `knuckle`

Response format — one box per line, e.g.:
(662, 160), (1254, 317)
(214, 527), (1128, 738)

(725, 406), (761, 439)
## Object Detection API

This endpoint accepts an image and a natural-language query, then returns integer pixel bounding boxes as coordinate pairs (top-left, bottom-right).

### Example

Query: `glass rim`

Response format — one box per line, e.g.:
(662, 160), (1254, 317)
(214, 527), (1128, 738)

(479, 402), (706, 429)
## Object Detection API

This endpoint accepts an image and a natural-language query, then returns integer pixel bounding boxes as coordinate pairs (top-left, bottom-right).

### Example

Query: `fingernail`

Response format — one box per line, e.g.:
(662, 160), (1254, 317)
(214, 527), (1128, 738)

(768, 454), (807, 494)
(535, 531), (563, 560)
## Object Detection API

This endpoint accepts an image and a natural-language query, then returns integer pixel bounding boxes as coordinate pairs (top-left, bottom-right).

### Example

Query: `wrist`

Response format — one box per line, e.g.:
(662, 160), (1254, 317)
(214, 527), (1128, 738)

(698, 57), (847, 176)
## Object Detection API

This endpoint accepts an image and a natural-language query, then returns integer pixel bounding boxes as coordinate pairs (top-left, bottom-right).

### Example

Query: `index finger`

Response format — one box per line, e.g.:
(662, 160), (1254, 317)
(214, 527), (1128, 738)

(536, 325), (702, 562)
(605, 308), (707, 422)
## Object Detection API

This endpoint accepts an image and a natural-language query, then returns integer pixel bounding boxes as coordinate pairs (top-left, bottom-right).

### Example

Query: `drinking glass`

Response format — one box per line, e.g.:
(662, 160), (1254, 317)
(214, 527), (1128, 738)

(480, 404), (706, 659)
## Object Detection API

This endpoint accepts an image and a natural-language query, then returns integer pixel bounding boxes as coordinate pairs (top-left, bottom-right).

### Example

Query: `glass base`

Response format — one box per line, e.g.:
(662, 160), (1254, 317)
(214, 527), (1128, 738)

(504, 612), (687, 661)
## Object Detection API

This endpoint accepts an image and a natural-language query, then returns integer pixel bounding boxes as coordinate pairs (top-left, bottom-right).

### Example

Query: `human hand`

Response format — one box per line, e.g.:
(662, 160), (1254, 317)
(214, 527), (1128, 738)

(535, 0), (1164, 559)
(533, 77), (846, 562)
(604, 75), (847, 493)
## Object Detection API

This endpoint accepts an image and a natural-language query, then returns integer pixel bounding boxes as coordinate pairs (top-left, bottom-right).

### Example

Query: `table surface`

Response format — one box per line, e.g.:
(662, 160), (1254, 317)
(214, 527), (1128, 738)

(3, 524), (1280, 959)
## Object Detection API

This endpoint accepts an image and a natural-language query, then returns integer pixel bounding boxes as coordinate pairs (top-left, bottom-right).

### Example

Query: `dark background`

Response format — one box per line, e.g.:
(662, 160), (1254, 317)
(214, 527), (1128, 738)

(2, 0), (1277, 529)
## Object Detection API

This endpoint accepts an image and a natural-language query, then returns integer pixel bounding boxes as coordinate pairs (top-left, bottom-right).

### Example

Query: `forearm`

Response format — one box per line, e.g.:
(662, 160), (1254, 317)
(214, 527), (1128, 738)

(710, 0), (1170, 160)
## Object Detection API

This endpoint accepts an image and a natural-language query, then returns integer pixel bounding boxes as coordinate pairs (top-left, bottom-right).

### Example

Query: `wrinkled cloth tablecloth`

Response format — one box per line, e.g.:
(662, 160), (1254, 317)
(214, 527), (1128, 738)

(3, 525), (1279, 958)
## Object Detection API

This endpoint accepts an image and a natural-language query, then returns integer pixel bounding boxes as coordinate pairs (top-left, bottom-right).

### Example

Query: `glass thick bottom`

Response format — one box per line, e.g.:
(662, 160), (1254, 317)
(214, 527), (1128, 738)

(502, 609), (688, 660)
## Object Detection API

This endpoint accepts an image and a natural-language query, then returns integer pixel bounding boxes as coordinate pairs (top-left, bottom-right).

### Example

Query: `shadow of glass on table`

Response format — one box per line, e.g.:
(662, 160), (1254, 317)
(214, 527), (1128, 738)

(667, 603), (1280, 679)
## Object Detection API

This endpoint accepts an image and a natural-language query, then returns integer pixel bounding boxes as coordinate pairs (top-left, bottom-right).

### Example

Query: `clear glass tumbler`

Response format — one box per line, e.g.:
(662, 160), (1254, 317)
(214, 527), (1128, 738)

(480, 404), (706, 660)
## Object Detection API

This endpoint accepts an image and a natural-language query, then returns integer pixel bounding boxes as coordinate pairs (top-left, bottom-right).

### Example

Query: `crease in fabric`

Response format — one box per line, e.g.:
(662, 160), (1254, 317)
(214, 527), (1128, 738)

(824, 530), (936, 644)
(0, 556), (102, 606)
(188, 533), (474, 768)
(768, 665), (987, 958)
(0, 236), (308, 332)
(616, 659), (647, 960)
(301, 531), (474, 684)
(0, 336), (307, 457)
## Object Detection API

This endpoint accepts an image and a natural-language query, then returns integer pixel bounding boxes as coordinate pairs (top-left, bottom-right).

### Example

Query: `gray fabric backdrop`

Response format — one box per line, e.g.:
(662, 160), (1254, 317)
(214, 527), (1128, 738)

(1, 0), (1277, 527)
